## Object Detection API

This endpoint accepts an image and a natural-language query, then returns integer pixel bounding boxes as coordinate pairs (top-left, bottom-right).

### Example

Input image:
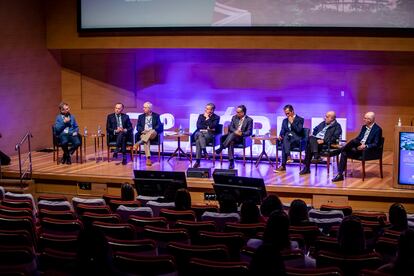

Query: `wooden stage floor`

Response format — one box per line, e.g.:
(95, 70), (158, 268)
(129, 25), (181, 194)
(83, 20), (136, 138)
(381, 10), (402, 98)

(1, 148), (414, 212)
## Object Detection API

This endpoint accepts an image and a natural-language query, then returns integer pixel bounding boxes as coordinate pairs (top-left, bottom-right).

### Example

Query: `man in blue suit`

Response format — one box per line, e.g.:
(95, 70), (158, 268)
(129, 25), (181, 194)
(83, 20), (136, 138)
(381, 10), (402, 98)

(135, 102), (163, 166)
(332, 112), (382, 182)
(54, 102), (81, 165)
(106, 103), (133, 165)
(274, 104), (305, 172)
(300, 111), (342, 175)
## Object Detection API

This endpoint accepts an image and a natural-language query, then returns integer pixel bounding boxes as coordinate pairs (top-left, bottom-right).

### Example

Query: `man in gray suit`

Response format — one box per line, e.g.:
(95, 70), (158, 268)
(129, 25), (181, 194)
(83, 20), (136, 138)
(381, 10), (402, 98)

(216, 105), (253, 169)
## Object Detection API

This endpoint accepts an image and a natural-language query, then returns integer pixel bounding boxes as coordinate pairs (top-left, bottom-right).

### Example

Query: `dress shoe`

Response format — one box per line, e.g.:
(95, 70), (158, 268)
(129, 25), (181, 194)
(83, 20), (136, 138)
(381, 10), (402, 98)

(122, 158), (127, 165)
(228, 160), (235, 170)
(332, 174), (344, 182)
(60, 156), (67, 164)
(299, 167), (311, 175)
(273, 166), (286, 173)
(146, 157), (152, 166)
(66, 156), (72, 165)
(215, 147), (223, 155)
(113, 152), (118, 159)
(193, 161), (200, 168)
(286, 156), (294, 163)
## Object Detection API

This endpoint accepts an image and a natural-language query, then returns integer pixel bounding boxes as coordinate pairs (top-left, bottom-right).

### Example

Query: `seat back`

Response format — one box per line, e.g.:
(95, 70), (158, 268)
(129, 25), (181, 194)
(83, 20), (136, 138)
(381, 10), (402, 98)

(82, 212), (121, 224)
(198, 231), (244, 260)
(39, 209), (76, 221)
(224, 222), (265, 239)
(320, 205), (353, 217)
(40, 218), (83, 236)
(361, 137), (384, 161)
(159, 209), (196, 227)
(38, 200), (73, 212)
(201, 211), (240, 231)
(113, 253), (177, 276)
(188, 257), (250, 275)
(38, 233), (79, 253)
(92, 221), (136, 240)
(109, 200), (141, 212)
(286, 266), (344, 276)
(116, 206), (153, 222)
(107, 238), (157, 256)
(175, 220), (217, 243)
(76, 204), (111, 216)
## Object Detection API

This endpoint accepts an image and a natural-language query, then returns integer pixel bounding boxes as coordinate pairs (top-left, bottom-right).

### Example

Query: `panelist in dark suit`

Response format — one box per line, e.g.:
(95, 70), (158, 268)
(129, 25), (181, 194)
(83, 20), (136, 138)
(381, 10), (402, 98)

(300, 111), (342, 175)
(135, 102), (162, 166)
(216, 105), (253, 169)
(54, 102), (81, 165)
(193, 103), (220, 168)
(332, 112), (382, 182)
(275, 105), (304, 172)
(106, 103), (133, 165)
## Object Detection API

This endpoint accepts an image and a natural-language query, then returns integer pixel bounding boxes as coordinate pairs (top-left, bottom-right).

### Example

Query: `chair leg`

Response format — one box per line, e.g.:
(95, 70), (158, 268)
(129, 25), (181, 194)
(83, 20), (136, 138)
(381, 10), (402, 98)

(380, 158), (383, 178)
(107, 146), (110, 162)
(158, 144), (161, 161)
(53, 145), (56, 161)
(190, 145), (193, 164)
(326, 157), (330, 175)
(220, 152), (223, 166)
(57, 147), (60, 165)
(243, 147), (246, 166)
(299, 151), (302, 169)
(138, 145), (141, 159)
(162, 143), (164, 159)
(212, 147), (216, 166)
(250, 145), (253, 164)
(130, 147), (133, 162)
(362, 160), (366, 181)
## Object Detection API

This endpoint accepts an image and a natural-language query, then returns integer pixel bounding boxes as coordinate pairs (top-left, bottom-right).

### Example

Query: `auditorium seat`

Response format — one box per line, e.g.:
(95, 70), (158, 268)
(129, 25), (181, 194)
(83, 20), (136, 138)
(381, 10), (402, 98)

(286, 266), (343, 276)
(128, 216), (168, 236)
(40, 218), (83, 236)
(1, 198), (34, 213)
(198, 231), (245, 260)
(0, 186), (4, 201)
(38, 199), (73, 212)
(38, 248), (78, 275)
(4, 192), (36, 210)
(116, 206), (153, 222)
(174, 220), (217, 243)
(316, 250), (384, 276)
(159, 209), (196, 227)
(143, 226), (189, 253)
(113, 253), (177, 276)
(81, 212), (121, 224)
(289, 225), (322, 253)
(37, 195), (68, 202)
(314, 236), (341, 256)
(374, 236), (398, 263)
(0, 215), (37, 247)
(71, 197), (105, 210)
(107, 237), (157, 256)
(39, 209), (76, 221)
(102, 194), (121, 205)
(224, 222), (265, 239)
(191, 205), (219, 221)
(38, 233), (79, 254)
(320, 205), (353, 217)
(0, 245), (38, 275)
(92, 221), (136, 240)
(188, 258), (249, 275)
(75, 204), (111, 216)
(109, 199), (141, 212)
(0, 205), (33, 218)
(0, 229), (33, 248)
(146, 201), (175, 216)
(201, 211), (240, 231)
(136, 195), (164, 206)
(166, 242), (229, 274)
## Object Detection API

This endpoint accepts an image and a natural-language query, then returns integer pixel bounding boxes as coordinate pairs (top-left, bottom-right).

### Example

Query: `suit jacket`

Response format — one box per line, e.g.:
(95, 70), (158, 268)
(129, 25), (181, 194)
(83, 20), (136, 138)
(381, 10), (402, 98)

(54, 113), (79, 137)
(196, 113), (220, 134)
(280, 115), (304, 139)
(312, 120), (342, 145)
(136, 112), (162, 136)
(106, 113), (133, 140)
(355, 123), (382, 149)
(229, 115), (253, 137)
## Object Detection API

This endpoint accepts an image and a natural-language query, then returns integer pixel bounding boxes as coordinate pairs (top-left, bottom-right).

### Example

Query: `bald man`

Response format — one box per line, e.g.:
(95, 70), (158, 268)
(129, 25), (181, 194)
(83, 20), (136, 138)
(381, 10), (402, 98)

(332, 112), (382, 182)
(300, 111), (342, 175)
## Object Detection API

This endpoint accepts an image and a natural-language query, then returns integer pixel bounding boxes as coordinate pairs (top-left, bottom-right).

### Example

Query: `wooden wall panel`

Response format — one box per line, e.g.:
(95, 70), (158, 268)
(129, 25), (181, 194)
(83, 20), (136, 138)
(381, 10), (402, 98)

(0, 1), (61, 156)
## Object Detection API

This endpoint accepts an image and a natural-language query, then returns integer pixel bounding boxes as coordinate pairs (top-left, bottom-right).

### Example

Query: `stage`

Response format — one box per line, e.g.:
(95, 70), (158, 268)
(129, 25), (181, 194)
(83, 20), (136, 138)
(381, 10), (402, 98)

(1, 147), (414, 213)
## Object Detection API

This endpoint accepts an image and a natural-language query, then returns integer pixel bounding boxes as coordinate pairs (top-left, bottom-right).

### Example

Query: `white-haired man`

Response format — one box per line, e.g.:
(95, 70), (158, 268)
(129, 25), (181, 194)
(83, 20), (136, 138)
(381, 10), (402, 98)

(135, 102), (162, 166)
(332, 112), (382, 182)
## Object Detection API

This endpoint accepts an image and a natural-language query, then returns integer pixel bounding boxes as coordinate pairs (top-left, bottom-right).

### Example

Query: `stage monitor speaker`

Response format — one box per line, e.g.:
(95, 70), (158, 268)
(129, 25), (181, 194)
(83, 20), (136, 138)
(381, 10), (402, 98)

(0, 150), (10, 165)
(212, 169), (238, 176)
(187, 167), (211, 178)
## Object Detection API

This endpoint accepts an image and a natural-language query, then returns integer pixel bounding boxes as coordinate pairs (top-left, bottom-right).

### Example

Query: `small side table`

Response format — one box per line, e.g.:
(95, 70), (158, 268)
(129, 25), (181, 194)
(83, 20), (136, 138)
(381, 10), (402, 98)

(166, 132), (191, 161)
(92, 133), (105, 162)
(252, 135), (277, 167)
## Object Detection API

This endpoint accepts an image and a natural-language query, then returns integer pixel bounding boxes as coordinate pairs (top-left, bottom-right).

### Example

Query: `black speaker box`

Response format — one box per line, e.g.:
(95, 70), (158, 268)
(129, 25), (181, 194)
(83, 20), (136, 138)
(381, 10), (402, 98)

(186, 167), (211, 178)
(212, 169), (238, 176)
(0, 150), (10, 165)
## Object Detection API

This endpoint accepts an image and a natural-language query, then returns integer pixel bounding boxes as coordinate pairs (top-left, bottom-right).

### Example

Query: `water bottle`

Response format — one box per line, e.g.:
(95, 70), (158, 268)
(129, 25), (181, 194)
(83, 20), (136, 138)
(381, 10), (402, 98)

(97, 125), (102, 136)
(84, 126), (88, 136)
(179, 124), (183, 134)
(398, 117), (402, 127)
(255, 128), (259, 136)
